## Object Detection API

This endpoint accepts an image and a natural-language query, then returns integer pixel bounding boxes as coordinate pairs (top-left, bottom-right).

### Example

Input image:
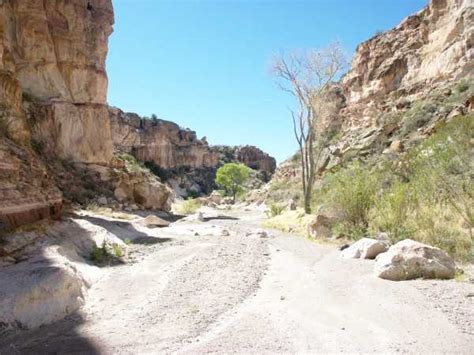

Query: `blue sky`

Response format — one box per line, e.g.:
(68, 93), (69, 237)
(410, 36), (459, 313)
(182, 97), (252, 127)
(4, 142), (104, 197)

(107, 0), (427, 163)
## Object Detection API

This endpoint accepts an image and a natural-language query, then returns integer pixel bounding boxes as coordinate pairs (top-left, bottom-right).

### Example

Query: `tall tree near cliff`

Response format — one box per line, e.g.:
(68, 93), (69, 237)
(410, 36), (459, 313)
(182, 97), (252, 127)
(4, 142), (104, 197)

(271, 43), (346, 214)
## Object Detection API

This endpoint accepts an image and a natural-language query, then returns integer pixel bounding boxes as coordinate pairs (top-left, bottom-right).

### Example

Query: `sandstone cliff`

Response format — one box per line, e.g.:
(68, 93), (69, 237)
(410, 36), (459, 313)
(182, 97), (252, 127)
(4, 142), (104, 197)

(1, 0), (115, 163)
(340, 0), (473, 129)
(1, 0), (116, 229)
(109, 107), (219, 169)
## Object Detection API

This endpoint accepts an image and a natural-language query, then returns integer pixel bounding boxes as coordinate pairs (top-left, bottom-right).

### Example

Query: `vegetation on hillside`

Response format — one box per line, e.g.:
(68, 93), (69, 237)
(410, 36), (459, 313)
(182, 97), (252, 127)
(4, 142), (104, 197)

(311, 113), (473, 260)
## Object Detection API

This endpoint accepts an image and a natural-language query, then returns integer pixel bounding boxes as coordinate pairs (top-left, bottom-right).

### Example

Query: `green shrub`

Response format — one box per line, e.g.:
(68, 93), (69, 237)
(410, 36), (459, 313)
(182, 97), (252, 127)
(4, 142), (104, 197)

(369, 114), (473, 260)
(369, 182), (415, 242)
(268, 203), (285, 217)
(401, 101), (437, 134)
(90, 241), (109, 265)
(112, 243), (124, 257)
(455, 79), (470, 94)
(316, 163), (379, 239)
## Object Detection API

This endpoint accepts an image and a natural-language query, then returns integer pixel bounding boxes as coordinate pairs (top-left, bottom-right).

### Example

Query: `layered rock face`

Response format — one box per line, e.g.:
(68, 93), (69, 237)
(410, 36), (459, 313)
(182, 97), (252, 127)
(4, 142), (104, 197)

(0, 0), (115, 229)
(234, 146), (277, 176)
(1, 0), (115, 163)
(340, 0), (473, 129)
(109, 107), (219, 169)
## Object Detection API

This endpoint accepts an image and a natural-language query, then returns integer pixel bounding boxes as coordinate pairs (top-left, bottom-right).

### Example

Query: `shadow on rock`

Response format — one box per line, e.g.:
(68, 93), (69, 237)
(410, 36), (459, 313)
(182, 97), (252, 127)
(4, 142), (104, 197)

(80, 215), (154, 242)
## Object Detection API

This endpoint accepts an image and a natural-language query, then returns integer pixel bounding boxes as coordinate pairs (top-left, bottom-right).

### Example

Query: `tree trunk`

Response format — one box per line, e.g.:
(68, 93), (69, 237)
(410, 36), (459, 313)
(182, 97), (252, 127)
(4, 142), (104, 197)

(303, 178), (313, 214)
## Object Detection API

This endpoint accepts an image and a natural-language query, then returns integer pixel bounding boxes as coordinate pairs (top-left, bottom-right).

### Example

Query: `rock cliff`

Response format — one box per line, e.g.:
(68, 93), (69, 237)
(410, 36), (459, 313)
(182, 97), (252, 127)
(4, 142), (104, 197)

(340, 0), (473, 129)
(109, 107), (219, 169)
(1, 0), (115, 229)
(213, 145), (276, 181)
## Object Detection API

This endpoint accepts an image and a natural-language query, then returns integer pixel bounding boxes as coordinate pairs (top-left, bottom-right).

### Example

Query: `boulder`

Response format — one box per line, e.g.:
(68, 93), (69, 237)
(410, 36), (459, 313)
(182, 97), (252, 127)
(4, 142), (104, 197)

(137, 215), (170, 228)
(375, 239), (455, 281)
(340, 238), (388, 259)
(287, 199), (297, 211)
(307, 214), (333, 239)
(208, 190), (223, 205)
(389, 139), (404, 153)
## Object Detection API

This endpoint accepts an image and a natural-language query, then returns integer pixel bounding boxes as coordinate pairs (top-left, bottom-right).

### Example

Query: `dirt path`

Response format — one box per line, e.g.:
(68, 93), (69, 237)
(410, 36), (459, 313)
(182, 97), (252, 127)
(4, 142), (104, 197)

(1, 209), (473, 354)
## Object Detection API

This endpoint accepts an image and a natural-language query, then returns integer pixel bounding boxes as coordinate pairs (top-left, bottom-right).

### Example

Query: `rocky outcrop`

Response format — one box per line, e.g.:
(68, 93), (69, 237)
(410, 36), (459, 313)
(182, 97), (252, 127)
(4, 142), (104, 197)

(213, 145), (277, 180)
(109, 109), (277, 195)
(375, 239), (456, 281)
(307, 214), (334, 239)
(0, 0), (116, 229)
(0, 139), (62, 230)
(109, 107), (218, 169)
(341, 0), (473, 129)
(234, 146), (277, 177)
(1, 0), (115, 163)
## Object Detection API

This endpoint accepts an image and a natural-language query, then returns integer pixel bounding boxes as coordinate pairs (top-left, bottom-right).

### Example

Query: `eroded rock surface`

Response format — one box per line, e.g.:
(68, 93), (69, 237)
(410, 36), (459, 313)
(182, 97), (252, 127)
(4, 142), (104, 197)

(110, 107), (219, 169)
(375, 239), (456, 281)
(341, 0), (473, 129)
(0, 0), (115, 228)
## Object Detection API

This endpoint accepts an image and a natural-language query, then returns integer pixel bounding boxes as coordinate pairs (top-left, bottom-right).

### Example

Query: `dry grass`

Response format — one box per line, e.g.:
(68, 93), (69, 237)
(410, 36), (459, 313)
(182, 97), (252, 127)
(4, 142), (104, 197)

(85, 203), (137, 221)
(262, 209), (313, 236)
(173, 199), (202, 215)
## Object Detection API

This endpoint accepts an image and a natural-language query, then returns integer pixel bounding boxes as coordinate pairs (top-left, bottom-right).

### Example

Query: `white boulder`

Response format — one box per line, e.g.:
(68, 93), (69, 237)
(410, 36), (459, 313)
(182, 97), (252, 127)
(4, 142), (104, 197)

(375, 239), (455, 281)
(341, 238), (388, 259)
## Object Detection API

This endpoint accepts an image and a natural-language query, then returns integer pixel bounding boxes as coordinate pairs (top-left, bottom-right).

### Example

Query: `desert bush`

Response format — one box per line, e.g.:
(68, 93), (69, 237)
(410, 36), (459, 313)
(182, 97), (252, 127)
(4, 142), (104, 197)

(112, 243), (124, 257)
(175, 199), (201, 215)
(454, 79), (470, 94)
(90, 241), (126, 265)
(90, 241), (109, 265)
(369, 182), (415, 242)
(316, 162), (379, 239)
(369, 114), (473, 260)
(401, 101), (437, 134)
(267, 179), (302, 206)
(268, 203), (285, 217)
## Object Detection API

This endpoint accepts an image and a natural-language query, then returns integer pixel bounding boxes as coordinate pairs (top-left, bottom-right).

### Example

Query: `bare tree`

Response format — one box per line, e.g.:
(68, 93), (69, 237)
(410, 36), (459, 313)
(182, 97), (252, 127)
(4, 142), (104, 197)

(271, 43), (346, 214)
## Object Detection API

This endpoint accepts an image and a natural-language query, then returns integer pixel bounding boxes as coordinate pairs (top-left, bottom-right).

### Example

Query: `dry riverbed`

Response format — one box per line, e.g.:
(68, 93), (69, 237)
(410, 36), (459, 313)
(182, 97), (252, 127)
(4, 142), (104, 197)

(0, 207), (473, 354)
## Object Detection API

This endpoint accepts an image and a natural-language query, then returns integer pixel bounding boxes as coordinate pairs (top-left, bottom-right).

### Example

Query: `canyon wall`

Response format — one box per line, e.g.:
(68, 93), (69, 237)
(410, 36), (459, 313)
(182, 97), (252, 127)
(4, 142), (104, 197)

(1, 0), (116, 229)
(109, 107), (219, 169)
(110, 108), (277, 196)
(273, 0), (473, 190)
(213, 145), (276, 180)
(340, 0), (473, 129)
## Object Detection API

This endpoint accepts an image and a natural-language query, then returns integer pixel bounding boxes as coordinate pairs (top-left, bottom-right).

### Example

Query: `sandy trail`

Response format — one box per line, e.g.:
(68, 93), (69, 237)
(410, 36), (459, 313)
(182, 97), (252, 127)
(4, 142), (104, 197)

(0, 209), (473, 354)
